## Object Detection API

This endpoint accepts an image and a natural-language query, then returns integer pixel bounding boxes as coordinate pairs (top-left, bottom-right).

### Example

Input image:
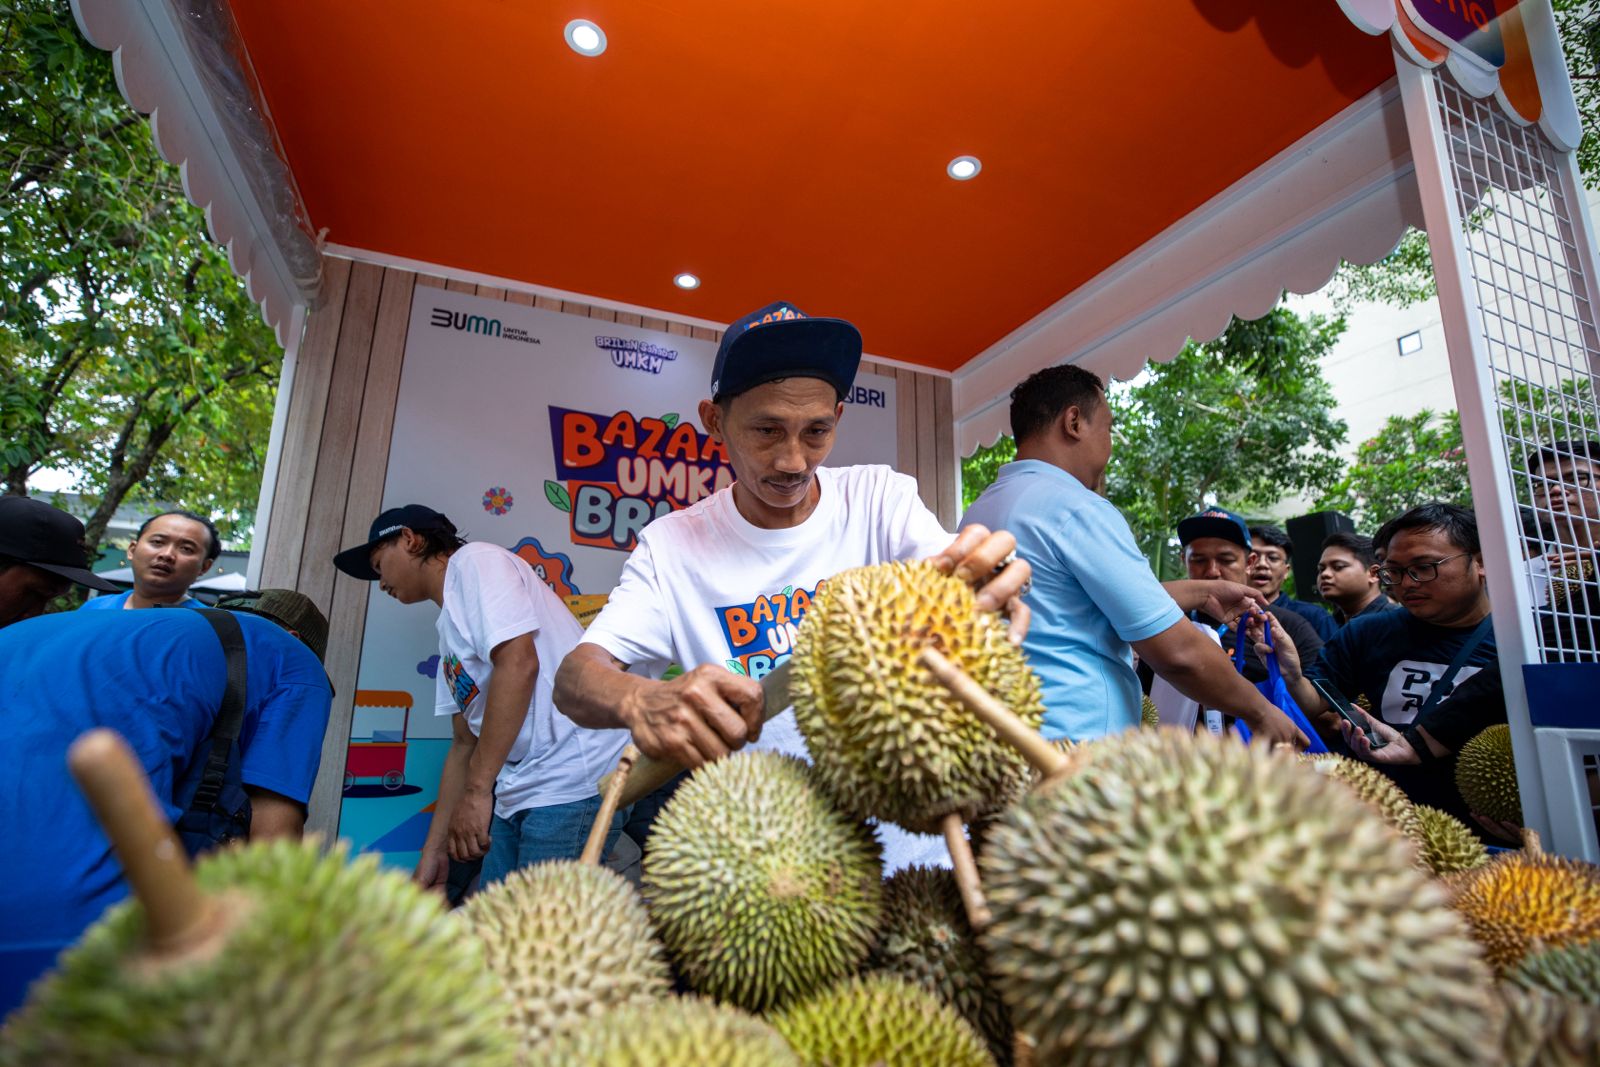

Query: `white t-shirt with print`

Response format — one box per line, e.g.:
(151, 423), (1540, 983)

(581, 464), (957, 869)
(437, 542), (629, 817)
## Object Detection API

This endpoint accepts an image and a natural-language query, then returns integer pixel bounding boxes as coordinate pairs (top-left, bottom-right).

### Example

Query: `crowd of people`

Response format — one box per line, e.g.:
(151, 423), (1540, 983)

(1, 299), (1595, 1016)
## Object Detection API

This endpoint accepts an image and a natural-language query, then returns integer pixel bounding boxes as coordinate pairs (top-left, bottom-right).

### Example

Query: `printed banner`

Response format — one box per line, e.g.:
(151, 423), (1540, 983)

(338, 288), (900, 867)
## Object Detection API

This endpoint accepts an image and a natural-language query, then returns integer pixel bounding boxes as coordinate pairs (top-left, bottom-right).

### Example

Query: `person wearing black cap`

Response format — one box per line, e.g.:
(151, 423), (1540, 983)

(333, 506), (630, 892)
(0, 587), (333, 1012)
(0, 495), (118, 627)
(552, 300), (1030, 868)
(1178, 507), (1325, 683)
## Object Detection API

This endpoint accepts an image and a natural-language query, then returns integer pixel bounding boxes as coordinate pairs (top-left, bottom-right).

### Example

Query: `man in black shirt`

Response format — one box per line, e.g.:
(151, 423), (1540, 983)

(1317, 531), (1397, 627)
(1249, 525), (1337, 641)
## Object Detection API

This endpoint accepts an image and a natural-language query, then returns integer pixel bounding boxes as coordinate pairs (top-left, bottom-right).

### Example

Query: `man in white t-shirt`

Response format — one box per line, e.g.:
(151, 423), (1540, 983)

(335, 505), (629, 890)
(553, 301), (1031, 859)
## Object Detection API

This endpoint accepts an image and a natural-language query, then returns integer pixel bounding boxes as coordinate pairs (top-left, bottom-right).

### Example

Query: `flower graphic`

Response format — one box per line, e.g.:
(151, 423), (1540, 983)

(482, 486), (514, 515)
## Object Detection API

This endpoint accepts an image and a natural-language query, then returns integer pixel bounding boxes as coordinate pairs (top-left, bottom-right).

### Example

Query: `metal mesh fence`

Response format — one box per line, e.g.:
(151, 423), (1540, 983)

(1435, 72), (1600, 666)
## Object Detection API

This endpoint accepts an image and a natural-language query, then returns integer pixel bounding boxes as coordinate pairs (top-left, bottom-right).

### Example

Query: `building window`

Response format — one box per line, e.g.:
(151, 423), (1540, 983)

(1397, 330), (1423, 356)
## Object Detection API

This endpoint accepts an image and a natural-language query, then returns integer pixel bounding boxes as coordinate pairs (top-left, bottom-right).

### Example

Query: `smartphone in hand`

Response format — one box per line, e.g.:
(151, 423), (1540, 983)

(1310, 678), (1387, 750)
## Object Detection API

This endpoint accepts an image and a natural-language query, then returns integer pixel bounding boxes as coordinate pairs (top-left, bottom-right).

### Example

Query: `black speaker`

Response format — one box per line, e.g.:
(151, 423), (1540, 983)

(1284, 511), (1355, 603)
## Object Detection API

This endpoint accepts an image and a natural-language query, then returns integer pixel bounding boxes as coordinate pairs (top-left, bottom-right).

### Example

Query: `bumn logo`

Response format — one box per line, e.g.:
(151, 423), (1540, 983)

(431, 307), (502, 337)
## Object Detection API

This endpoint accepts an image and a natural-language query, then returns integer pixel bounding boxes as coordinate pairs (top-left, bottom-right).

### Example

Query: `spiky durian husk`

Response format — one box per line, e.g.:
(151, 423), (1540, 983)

(1511, 941), (1600, 1006)
(1140, 695), (1160, 729)
(0, 839), (516, 1066)
(459, 860), (670, 1045)
(1415, 805), (1490, 877)
(980, 730), (1498, 1067)
(544, 997), (799, 1066)
(643, 751), (881, 1012)
(868, 866), (1012, 1063)
(790, 561), (1044, 833)
(1303, 753), (1419, 837)
(770, 974), (995, 1067)
(1457, 724), (1523, 825)
(1451, 851), (1600, 975)
(1496, 984), (1600, 1067)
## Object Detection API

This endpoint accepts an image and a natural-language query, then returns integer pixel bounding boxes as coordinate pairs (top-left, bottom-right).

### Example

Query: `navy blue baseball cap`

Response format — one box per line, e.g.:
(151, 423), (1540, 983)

(1177, 508), (1253, 550)
(333, 504), (455, 581)
(710, 301), (862, 401)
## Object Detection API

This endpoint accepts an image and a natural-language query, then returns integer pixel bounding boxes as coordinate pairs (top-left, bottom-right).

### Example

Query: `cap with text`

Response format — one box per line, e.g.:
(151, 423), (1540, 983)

(1177, 507), (1253, 550)
(709, 300), (862, 401)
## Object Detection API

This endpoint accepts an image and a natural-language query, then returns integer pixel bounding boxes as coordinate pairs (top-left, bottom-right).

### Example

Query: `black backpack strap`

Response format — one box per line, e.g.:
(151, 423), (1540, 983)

(1419, 615), (1495, 716)
(193, 608), (248, 811)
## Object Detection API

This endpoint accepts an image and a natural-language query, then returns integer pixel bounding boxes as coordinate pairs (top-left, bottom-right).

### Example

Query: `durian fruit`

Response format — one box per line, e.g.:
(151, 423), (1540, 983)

(1452, 847), (1600, 974)
(1457, 724), (1523, 825)
(1415, 805), (1490, 876)
(544, 996), (800, 1066)
(1303, 752), (1419, 837)
(1510, 940), (1600, 1006)
(1495, 984), (1600, 1067)
(770, 974), (995, 1067)
(868, 865), (1012, 1063)
(980, 729), (1498, 1067)
(790, 561), (1044, 833)
(2, 839), (517, 1066)
(1140, 694), (1160, 729)
(1548, 556), (1596, 612)
(643, 751), (881, 1012)
(459, 860), (670, 1045)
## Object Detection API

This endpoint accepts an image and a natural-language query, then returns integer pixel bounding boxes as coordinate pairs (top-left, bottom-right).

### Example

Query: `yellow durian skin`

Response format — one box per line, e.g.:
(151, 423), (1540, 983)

(458, 860), (670, 1046)
(1456, 724), (1523, 825)
(544, 997), (800, 1066)
(1, 840), (517, 1067)
(642, 751), (882, 1013)
(770, 974), (995, 1067)
(981, 730), (1498, 1067)
(790, 561), (1045, 834)
(1452, 852), (1600, 975)
(1302, 753), (1419, 836)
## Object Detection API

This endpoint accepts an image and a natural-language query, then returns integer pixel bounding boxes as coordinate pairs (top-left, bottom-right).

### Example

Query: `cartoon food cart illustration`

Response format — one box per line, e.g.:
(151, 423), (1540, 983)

(345, 689), (413, 793)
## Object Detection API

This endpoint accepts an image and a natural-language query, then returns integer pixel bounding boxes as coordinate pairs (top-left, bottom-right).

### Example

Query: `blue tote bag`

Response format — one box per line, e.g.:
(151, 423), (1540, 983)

(1228, 620), (1329, 753)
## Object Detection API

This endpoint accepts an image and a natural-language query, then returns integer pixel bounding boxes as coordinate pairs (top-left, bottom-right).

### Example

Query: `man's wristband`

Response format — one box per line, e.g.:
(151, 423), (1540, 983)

(1402, 727), (1438, 766)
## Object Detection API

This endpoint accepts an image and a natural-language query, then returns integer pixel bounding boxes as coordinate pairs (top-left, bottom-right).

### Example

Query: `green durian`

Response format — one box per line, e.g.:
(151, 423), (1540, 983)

(2, 839), (517, 1066)
(1414, 805), (1489, 876)
(1141, 694), (1160, 729)
(1510, 941), (1600, 1006)
(868, 865), (1012, 1063)
(642, 751), (881, 1012)
(1302, 752), (1419, 836)
(1495, 984), (1600, 1067)
(458, 860), (670, 1045)
(770, 974), (995, 1067)
(1457, 724), (1523, 825)
(544, 996), (799, 1065)
(790, 561), (1044, 833)
(981, 729), (1498, 1067)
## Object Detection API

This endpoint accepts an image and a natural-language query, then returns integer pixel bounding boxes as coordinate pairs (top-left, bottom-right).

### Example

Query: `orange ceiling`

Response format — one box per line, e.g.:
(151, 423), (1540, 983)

(227, 1), (1393, 371)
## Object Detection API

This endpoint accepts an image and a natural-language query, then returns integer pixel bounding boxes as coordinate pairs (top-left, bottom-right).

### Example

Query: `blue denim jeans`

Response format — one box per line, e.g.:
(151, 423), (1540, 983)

(480, 795), (627, 888)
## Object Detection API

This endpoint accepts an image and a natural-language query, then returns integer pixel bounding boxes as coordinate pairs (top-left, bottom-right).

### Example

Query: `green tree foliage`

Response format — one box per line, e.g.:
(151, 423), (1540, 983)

(1315, 410), (1471, 529)
(962, 308), (1350, 579)
(1326, 2), (1600, 312)
(1, 0), (280, 550)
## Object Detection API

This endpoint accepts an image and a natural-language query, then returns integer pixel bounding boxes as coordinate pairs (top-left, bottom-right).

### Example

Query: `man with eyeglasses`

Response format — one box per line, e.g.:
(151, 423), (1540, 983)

(1528, 440), (1600, 658)
(1248, 503), (1501, 826)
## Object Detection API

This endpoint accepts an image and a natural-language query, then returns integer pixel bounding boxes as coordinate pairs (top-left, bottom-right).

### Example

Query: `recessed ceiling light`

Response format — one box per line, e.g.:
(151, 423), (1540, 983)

(673, 272), (700, 290)
(565, 19), (606, 56)
(947, 155), (982, 180)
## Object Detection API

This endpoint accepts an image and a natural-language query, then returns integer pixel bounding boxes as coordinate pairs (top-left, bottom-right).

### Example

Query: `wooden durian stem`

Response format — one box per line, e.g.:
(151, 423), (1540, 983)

(920, 647), (1069, 778)
(941, 813), (991, 931)
(1521, 827), (1543, 856)
(580, 745), (639, 865)
(67, 729), (217, 954)
(1013, 1033), (1037, 1067)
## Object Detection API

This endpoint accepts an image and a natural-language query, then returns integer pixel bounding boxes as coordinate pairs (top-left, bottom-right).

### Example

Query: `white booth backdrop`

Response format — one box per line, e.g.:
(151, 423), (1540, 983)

(337, 287), (900, 864)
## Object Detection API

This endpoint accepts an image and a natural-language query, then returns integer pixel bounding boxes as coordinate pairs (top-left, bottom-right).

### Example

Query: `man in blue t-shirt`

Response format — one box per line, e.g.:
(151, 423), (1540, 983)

(0, 600), (333, 1014)
(79, 510), (221, 611)
(961, 365), (1307, 748)
(1259, 503), (1502, 824)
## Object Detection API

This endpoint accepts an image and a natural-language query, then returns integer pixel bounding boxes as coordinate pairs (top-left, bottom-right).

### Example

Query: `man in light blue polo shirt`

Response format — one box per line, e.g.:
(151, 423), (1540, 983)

(962, 365), (1307, 747)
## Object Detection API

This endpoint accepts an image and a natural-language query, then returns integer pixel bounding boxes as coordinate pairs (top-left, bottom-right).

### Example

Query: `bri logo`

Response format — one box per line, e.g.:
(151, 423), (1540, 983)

(844, 384), (887, 409)
(430, 307), (501, 337)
